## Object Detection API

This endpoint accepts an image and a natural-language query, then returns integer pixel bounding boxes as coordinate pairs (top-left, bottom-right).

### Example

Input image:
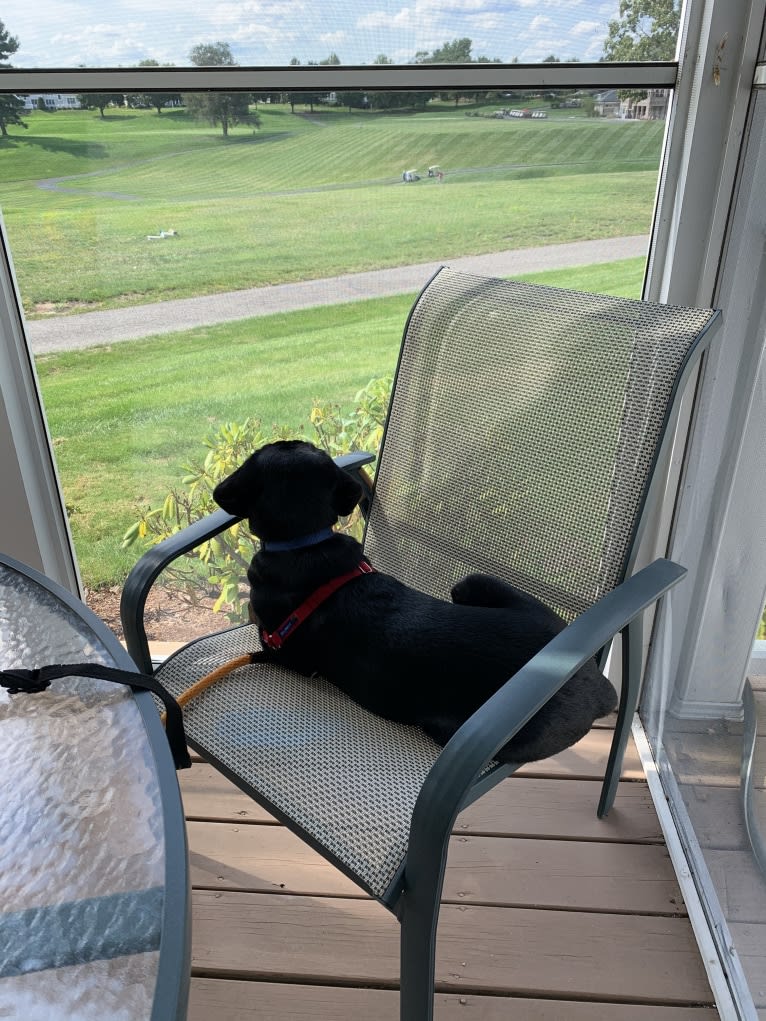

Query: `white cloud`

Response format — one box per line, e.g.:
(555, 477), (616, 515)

(5, 0), (614, 67)
(213, 0), (307, 19)
(357, 8), (417, 30)
(320, 31), (348, 46)
(416, 0), (489, 10)
(571, 19), (600, 35)
(228, 23), (298, 45)
(516, 0), (583, 6)
(471, 13), (505, 32)
(51, 20), (147, 43)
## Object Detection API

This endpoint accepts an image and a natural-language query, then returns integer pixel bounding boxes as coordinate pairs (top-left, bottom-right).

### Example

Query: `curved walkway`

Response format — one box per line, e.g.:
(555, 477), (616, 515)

(26, 235), (648, 355)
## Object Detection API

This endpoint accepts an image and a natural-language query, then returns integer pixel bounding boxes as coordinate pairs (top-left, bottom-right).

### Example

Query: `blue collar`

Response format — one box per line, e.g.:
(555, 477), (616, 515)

(261, 527), (335, 553)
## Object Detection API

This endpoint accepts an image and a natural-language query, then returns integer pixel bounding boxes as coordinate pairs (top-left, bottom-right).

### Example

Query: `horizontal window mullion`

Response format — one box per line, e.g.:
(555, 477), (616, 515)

(0, 62), (678, 95)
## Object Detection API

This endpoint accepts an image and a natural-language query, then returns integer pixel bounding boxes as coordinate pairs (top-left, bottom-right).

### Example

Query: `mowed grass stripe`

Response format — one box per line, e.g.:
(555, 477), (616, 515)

(10, 171), (658, 311)
(3, 104), (662, 311)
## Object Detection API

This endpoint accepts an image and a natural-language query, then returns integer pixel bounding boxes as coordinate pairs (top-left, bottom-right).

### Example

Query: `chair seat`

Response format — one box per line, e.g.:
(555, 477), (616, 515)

(157, 625), (444, 902)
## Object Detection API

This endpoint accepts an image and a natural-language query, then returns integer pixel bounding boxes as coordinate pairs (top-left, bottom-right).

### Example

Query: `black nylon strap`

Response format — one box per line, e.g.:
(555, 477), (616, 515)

(0, 663), (191, 770)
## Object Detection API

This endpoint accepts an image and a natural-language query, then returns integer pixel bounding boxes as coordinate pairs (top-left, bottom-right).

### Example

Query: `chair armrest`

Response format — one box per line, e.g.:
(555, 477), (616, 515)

(404, 558), (686, 902)
(334, 451), (375, 472)
(120, 508), (240, 673)
(335, 451), (376, 518)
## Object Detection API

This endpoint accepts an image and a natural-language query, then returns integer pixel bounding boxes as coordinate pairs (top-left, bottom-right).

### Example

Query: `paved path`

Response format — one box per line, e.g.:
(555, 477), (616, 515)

(27, 235), (648, 355)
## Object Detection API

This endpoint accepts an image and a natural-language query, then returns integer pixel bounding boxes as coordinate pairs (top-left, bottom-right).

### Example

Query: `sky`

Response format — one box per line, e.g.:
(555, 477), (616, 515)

(2, 1), (621, 69)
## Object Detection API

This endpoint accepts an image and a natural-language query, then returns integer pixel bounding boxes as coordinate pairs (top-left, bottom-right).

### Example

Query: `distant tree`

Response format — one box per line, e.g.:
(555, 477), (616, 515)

(0, 17), (19, 67)
(133, 58), (181, 113)
(430, 38), (473, 63)
(541, 54), (579, 107)
(602, 0), (681, 61)
(0, 94), (27, 137)
(368, 51), (430, 112)
(77, 93), (125, 118)
(297, 60), (323, 113)
(581, 95), (597, 117)
(0, 18), (27, 138)
(603, 1), (680, 104)
(424, 38), (499, 105)
(287, 57), (301, 113)
(367, 90), (416, 112)
(190, 41), (235, 67)
(285, 54), (325, 114)
(337, 91), (366, 111)
(185, 42), (259, 137)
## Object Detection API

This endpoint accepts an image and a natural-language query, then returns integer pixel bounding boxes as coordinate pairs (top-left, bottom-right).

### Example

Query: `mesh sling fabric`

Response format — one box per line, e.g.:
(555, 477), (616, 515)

(155, 267), (718, 904)
(157, 624), (442, 900)
(366, 269), (718, 620)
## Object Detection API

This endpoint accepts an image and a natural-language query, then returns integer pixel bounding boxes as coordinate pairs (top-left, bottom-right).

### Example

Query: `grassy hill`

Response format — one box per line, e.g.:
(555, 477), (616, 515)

(1, 104), (663, 314)
(1, 101), (663, 586)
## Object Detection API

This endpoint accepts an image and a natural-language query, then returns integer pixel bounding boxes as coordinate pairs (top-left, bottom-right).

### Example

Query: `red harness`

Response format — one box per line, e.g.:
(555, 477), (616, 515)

(260, 559), (375, 651)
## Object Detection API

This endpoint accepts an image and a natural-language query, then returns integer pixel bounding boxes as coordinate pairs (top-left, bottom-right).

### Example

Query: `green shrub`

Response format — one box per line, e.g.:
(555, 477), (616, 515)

(122, 376), (391, 619)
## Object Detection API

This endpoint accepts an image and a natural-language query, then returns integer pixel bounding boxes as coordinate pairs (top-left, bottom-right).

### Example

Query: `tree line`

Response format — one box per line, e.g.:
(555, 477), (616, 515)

(0, 3), (681, 139)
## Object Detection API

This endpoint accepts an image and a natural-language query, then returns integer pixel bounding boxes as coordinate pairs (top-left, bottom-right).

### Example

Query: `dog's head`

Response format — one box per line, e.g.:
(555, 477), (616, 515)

(213, 439), (363, 541)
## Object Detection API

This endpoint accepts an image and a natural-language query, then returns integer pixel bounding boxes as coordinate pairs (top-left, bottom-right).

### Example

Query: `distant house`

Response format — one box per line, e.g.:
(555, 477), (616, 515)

(620, 88), (670, 120)
(632, 88), (671, 120)
(21, 94), (81, 111)
(594, 90), (620, 118)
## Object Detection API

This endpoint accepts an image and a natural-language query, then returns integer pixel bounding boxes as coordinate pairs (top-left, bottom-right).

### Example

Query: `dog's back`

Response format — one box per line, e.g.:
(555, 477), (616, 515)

(215, 440), (617, 764)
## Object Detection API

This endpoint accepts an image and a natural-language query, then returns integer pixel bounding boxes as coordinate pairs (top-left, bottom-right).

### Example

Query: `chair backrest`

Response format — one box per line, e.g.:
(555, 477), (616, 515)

(364, 267), (720, 622)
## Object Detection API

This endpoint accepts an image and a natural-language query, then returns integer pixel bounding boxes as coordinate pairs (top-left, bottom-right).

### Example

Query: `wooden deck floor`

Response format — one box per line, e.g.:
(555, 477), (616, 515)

(179, 722), (719, 1020)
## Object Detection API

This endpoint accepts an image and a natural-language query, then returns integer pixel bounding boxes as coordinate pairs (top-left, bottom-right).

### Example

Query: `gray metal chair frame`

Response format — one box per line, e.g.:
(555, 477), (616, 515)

(121, 267), (720, 1020)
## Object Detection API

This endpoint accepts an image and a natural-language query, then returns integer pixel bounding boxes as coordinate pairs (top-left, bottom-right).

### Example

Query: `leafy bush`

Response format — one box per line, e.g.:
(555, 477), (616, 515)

(122, 376), (391, 619)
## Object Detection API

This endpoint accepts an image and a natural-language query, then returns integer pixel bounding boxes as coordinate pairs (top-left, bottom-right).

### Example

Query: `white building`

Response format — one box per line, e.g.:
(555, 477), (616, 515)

(21, 93), (81, 111)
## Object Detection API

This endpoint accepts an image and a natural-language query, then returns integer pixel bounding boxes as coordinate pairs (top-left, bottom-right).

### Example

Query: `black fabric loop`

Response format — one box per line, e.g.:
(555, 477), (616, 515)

(0, 663), (191, 770)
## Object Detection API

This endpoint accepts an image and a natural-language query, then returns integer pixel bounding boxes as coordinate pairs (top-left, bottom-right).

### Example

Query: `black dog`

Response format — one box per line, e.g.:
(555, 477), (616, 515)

(213, 439), (617, 763)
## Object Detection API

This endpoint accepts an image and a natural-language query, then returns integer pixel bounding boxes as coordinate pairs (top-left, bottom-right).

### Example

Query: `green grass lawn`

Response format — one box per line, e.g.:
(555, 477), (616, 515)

(2, 104), (662, 313)
(36, 257), (646, 586)
(4, 102), (662, 587)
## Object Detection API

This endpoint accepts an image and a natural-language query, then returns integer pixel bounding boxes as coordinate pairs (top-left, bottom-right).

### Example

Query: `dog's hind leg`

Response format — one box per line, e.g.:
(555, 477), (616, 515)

(451, 572), (531, 609)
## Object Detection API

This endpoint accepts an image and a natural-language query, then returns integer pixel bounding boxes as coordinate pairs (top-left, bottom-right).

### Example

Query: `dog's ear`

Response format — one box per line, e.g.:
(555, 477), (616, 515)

(333, 466), (364, 516)
(213, 461), (254, 517)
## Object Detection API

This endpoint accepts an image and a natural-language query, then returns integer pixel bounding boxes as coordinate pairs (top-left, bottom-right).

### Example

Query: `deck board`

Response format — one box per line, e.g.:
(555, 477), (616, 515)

(190, 890), (711, 1003)
(183, 727), (716, 1018)
(189, 979), (718, 1020)
(187, 820), (685, 914)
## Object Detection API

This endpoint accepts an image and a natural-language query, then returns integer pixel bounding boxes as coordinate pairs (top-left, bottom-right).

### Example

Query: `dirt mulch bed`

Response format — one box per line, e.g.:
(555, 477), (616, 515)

(86, 586), (233, 645)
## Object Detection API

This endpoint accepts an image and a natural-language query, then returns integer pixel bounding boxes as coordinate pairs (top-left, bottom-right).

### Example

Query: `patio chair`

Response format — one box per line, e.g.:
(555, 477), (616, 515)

(121, 267), (721, 1020)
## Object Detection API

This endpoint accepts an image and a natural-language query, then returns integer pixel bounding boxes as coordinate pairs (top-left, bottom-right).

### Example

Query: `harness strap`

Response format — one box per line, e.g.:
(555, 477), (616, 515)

(0, 663), (191, 770)
(261, 559), (375, 650)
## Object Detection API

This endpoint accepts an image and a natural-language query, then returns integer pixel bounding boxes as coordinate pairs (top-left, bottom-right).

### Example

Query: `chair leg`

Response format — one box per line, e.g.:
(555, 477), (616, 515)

(598, 616), (643, 818)
(398, 884), (441, 1021)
